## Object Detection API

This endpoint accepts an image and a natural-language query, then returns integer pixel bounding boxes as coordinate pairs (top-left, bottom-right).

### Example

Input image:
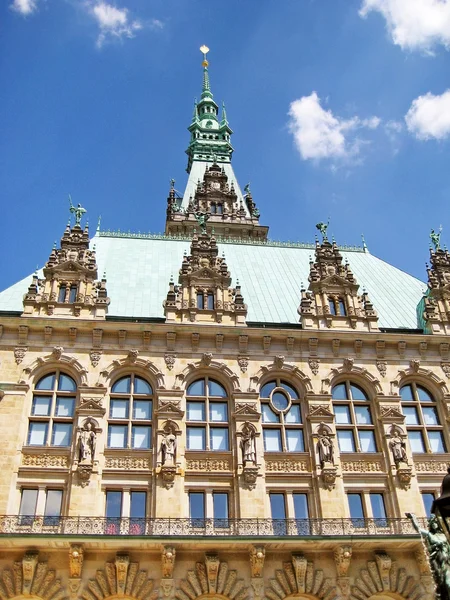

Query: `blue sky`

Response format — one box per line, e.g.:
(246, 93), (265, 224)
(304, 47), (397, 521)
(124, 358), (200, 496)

(2, 0), (450, 290)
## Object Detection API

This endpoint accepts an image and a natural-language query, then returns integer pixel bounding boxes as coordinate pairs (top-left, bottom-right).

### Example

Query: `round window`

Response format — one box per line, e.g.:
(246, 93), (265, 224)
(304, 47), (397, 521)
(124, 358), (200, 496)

(270, 389), (290, 412)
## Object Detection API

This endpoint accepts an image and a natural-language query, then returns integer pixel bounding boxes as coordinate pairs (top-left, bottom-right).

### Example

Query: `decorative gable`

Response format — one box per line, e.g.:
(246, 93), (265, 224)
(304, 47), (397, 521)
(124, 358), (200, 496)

(163, 231), (247, 325)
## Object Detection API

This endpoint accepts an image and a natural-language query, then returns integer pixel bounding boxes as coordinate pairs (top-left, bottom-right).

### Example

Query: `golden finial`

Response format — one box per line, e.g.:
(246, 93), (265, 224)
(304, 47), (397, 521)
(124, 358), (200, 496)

(200, 45), (209, 67)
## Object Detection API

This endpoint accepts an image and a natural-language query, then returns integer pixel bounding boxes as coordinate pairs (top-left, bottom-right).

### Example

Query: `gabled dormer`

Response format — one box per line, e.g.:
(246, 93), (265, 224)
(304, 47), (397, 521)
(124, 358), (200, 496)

(420, 230), (450, 334)
(299, 226), (378, 331)
(163, 231), (247, 325)
(22, 205), (110, 319)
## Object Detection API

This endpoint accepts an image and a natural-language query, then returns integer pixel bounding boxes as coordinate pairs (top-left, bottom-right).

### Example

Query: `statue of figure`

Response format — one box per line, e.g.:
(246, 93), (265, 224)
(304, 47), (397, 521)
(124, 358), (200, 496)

(252, 207), (260, 218)
(407, 512), (450, 600)
(240, 425), (256, 465)
(194, 211), (210, 234)
(316, 220), (329, 241)
(317, 429), (334, 467)
(69, 195), (87, 227)
(170, 178), (175, 189)
(389, 429), (408, 465)
(161, 432), (177, 467)
(244, 183), (251, 195)
(78, 422), (96, 464)
(431, 227), (443, 251)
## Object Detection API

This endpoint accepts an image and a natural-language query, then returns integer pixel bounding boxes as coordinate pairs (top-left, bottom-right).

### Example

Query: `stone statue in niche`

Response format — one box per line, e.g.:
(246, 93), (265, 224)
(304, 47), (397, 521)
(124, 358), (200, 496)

(317, 428), (334, 467)
(78, 421), (96, 464)
(389, 427), (408, 465)
(240, 423), (256, 466)
(161, 431), (177, 467)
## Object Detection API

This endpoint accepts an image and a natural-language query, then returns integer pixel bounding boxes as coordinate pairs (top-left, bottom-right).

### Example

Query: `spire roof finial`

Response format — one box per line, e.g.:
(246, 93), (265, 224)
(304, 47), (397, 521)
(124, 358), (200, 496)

(200, 45), (212, 99)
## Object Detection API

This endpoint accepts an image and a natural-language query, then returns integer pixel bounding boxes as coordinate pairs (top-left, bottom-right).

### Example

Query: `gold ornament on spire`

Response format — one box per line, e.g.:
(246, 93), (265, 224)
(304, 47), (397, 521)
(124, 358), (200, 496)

(200, 45), (209, 67)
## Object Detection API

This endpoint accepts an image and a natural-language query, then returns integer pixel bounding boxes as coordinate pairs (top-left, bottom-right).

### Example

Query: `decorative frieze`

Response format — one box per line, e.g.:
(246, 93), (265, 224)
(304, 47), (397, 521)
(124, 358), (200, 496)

(22, 453), (70, 468)
(415, 460), (449, 473)
(186, 458), (232, 472)
(265, 458), (309, 473)
(104, 456), (151, 470)
(341, 460), (382, 473)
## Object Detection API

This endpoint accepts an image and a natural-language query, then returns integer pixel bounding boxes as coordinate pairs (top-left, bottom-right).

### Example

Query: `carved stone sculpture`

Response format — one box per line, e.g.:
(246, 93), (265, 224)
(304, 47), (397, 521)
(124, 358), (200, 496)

(389, 427), (408, 465)
(161, 431), (177, 467)
(240, 422), (256, 466)
(317, 428), (334, 468)
(78, 421), (96, 464)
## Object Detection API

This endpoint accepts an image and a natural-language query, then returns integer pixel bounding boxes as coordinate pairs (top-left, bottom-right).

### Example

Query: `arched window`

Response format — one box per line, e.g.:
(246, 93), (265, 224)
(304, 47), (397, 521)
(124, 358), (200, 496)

(186, 378), (229, 451)
(400, 383), (446, 453)
(108, 375), (153, 449)
(261, 379), (303, 452)
(27, 371), (76, 446)
(332, 381), (376, 452)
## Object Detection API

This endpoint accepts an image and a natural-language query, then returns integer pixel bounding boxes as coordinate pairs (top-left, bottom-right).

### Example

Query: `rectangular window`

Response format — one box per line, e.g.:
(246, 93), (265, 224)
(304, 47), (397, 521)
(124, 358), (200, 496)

(187, 427), (206, 450)
(355, 406), (372, 424)
(105, 490), (122, 534)
(187, 401), (205, 421)
(293, 493), (309, 519)
(133, 400), (152, 420)
(110, 399), (129, 419)
(69, 285), (77, 303)
(422, 493), (435, 517)
(55, 397), (75, 417)
(264, 429), (282, 452)
(207, 293), (215, 310)
(337, 430), (355, 452)
(108, 425), (127, 448)
(408, 431), (425, 453)
(197, 293), (204, 309)
(286, 430), (304, 452)
(213, 492), (229, 527)
(334, 405), (351, 424)
(285, 405), (301, 423)
(210, 427), (228, 451)
(58, 285), (66, 303)
(358, 430), (376, 452)
(370, 493), (387, 526)
(209, 402), (228, 422)
(43, 490), (63, 526)
(429, 431), (446, 453)
(348, 493), (364, 527)
(130, 491), (146, 534)
(189, 492), (205, 526)
(270, 493), (286, 534)
(131, 426), (151, 449)
(19, 489), (38, 525)
(28, 422), (48, 446)
(403, 406), (419, 424)
(32, 396), (51, 416)
(52, 423), (72, 446)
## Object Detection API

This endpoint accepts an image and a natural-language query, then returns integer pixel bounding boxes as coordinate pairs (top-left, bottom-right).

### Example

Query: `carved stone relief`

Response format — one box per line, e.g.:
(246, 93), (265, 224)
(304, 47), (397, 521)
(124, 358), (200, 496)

(0, 552), (68, 600)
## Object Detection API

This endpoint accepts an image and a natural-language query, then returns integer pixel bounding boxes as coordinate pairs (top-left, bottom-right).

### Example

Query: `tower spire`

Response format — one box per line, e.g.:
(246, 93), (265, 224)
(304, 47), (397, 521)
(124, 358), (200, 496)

(200, 45), (213, 99)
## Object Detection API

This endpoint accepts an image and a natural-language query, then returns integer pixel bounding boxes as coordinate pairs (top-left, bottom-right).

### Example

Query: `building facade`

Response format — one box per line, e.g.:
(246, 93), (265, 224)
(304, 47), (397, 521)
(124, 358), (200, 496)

(0, 49), (448, 600)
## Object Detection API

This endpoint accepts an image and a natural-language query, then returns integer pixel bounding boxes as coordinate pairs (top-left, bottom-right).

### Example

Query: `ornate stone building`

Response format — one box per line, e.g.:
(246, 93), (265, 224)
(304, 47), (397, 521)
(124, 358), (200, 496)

(0, 48), (447, 600)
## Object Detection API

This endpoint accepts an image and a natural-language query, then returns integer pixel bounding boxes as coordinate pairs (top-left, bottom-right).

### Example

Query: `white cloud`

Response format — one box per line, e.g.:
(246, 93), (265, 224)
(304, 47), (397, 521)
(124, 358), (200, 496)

(10, 0), (37, 15)
(360, 0), (450, 52)
(288, 92), (380, 163)
(405, 89), (450, 139)
(89, 1), (143, 48)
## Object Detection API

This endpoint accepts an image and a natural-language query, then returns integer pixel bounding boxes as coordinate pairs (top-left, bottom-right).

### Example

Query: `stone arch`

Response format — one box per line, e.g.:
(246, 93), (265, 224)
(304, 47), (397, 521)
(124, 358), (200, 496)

(98, 357), (166, 390)
(173, 361), (241, 393)
(265, 554), (337, 600)
(250, 363), (313, 395)
(82, 554), (157, 600)
(323, 365), (382, 397)
(175, 555), (249, 600)
(19, 354), (88, 386)
(349, 553), (425, 600)
(0, 552), (67, 600)
(391, 366), (449, 399)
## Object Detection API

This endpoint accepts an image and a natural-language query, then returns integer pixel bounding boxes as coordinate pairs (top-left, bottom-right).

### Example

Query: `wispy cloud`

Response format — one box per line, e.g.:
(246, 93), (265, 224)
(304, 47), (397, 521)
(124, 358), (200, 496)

(288, 92), (380, 165)
(405, 89), (450, 140)
(88, 1), (143, 48)
(359, 0), (450, 53)
(10, 0), (38, 15)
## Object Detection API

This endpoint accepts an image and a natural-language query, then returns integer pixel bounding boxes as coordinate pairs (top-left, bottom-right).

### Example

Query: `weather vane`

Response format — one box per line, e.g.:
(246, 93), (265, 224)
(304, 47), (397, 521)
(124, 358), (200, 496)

(200, 45), (209, 67)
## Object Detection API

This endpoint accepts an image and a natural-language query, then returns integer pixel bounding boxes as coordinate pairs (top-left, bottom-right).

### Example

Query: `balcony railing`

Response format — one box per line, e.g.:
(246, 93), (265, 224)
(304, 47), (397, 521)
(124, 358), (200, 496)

(0, 516), (425, 537)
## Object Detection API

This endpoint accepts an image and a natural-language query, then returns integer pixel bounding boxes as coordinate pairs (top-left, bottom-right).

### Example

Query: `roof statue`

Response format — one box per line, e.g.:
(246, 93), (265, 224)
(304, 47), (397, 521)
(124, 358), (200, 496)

(316, 219), (330, 241)
(244, 183), (251, 195)
(430, 226), (443, 251)
(68, 195), (87, 227)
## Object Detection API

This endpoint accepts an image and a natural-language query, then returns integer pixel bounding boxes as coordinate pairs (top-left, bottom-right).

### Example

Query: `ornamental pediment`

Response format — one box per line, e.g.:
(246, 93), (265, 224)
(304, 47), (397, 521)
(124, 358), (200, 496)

(314, 274), (356, 289)
(45, 260), (93, 276)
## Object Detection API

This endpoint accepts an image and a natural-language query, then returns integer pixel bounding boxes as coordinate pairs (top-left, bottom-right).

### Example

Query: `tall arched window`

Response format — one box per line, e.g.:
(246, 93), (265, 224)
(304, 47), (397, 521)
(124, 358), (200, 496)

(400, 383), (446, 453)
(261, 379), (303, 452)
(108, 375), (153, 449)
(27, 371), (76, 446)
(186, 378), (229, 451)
(332, 381), (376, 452)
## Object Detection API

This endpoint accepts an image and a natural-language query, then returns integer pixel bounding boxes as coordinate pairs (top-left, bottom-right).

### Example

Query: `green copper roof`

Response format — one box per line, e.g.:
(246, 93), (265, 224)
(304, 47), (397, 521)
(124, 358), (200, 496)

(0, 233), (426, 329)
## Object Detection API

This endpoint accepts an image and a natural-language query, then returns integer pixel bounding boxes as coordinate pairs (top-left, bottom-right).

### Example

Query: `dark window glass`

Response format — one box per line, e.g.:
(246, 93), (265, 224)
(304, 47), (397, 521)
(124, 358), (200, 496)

(270, 493), (286, 519)
(338, 299), (347, 316)
(106, 491), (122, 519)
(213, 492), (229, 527)
(329, 298), (337, 315)
(58, 285), (66, 303)
(217, 204), (223, 215)
(19, 489), (38, 516)
(207, 293), (215, 310)
(69, 285), (77, 303)
(293, 494), (309, 519)
(189, 492), (205, 524)
(422, 493), (435, 517)
(130, 492), (146, 519)
(197, 293), (204, 309)
(370, 493), (387, 525)
(210, 204), (216, 214)
(348, 493), (364, 526)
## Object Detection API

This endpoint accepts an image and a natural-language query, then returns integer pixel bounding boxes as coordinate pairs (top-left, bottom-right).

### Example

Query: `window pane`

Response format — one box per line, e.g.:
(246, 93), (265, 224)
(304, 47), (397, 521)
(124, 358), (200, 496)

(209, 380), (226, 397)
(272, 391), (289, 411)
(417, 386), (433, 402)
(332, 384), (347, 399)
(286, 430), (304, 452)
(334, 405), (351, 424)
(133, 400), (152, 420)
(106, 491), (122, 518)
(359, 430), (376, 452)
(370, 494), (386, 519)
(130, 492), (146, 518)
(329, 299), (336, 315)
(423, 407), (440, 425)
(197, 293), (204, 309)
(408, 431), (425, 453)
(422, 493), (435, 517)
(210, 428), (229, 450)
(285, 405), (301, 423)
(262, 404), (279, 423)
(187, 401), (205, 421)
(339, 299), (347, 316)
(20, 489), (38, 515)
(210, 402), (228, 422)
(28, 422), (48, 445)
(350, 385), (367, 400)
(355, 406), (372, 424)
(36, 374), (55, 390)
(55, 397), (74, 417)
(45, 490), (62, 517)
(293, 494), (309, 519)
(207, 294), (215, 310)
(264, 429), (282, 452)
(32, 396), (51, 416)
(429, 431), (446, 453)
(69, 286), (77, 303)
(213, 493), (228, 519)
(400, 385), (414, 401)
(189, 492), (205, 519)
(110, 399), (129, 419)
(403, 406), (419, 425)
(52, 423), (72, 446)
(270, 494), (286, 519)
(187, 427), (205, 450)
(280, 382), (298, 399)
(58, 374), (76, 392)
(187, 380), (205, 396)
(132, 426), (151, 449)
(348, 494), (364, 519)
(108, 425), (127, 448)
(134, 377), (152, 395)
(58, 285), (66, 303)
(261, 382), (276, 398)
(112, 377), (131, 394)
(337, 430), (355, 452)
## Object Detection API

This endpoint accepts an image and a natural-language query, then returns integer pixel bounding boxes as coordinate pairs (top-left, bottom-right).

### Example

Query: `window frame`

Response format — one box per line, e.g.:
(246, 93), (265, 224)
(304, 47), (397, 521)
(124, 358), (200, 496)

(346, 491), (388, 527)
(332, 380), (377, 453)
(186, 377), (230, 452)
(261, 379), (304, 453)
(400, 382), (446, 454)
